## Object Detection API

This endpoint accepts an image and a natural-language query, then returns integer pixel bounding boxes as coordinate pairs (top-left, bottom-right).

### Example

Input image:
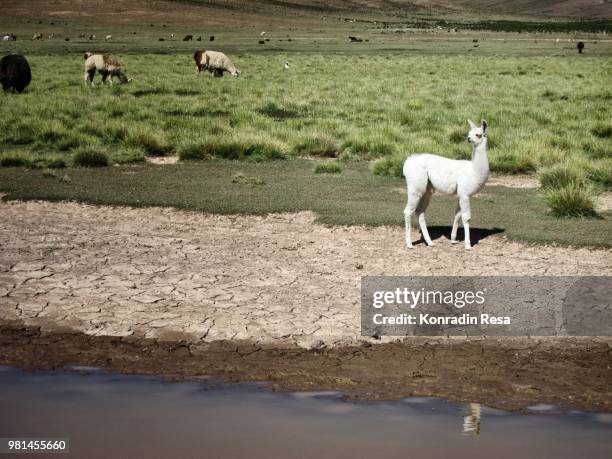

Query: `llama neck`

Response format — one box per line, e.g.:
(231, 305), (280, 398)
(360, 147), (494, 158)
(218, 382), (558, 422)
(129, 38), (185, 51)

(471, 139), (489, 179)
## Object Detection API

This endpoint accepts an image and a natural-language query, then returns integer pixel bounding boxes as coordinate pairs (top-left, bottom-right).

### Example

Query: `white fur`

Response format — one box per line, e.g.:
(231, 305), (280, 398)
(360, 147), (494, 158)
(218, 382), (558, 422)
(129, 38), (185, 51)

(83, 54), (129, 85)
(196, 50), (240, 77)
(403, 119), (489, 250)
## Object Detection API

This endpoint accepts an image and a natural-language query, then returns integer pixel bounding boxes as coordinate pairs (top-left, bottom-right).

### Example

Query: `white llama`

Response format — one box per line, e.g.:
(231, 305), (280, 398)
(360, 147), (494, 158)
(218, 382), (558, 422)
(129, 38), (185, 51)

(403, 119), (489, 250)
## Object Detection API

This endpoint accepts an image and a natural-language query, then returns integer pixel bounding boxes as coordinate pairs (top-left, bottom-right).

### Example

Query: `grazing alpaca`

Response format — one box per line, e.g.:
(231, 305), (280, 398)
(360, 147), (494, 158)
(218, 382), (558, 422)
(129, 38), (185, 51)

(193, 49), (240, 77)
(84, 53), (130, 85)
(0, 54), (32, 93)
(403, 120), (489, 250)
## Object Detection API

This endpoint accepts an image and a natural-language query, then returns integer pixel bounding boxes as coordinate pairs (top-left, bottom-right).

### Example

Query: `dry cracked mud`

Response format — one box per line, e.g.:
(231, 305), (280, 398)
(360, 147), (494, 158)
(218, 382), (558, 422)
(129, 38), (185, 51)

(1, 199), (611, 411)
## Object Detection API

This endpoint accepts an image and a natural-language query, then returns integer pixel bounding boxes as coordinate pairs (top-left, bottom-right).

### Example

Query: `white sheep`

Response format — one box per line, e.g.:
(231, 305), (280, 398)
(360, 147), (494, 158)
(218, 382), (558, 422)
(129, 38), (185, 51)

(193, 49), (240, 77)
(403, 120), (489, 250)
(84, 53), (130, 85)
(105, 34), (112, 41)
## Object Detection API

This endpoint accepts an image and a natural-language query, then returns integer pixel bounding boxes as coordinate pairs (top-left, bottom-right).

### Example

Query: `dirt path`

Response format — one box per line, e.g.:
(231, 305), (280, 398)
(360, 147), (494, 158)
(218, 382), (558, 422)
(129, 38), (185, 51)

(1, 199), (610, 348)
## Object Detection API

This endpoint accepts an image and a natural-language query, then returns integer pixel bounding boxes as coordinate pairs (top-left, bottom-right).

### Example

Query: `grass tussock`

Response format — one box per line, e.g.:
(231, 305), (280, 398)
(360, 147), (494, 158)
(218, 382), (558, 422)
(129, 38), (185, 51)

(539, 163), (587, 190)
(110, 148), (146, 164)
(0, 151), (67, 169)
(294, 135), (340, 158)
(545, 184), (598, 218)
(72, 148), (109, 168)
(372, 155), (404, 177)
(125, 129), (172, 156)
(179, 137), (286, 161)
(314, 161), (342, 174)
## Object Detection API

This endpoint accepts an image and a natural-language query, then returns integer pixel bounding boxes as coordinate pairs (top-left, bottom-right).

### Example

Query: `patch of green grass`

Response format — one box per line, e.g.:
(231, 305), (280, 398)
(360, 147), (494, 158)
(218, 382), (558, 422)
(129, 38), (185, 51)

(539, 163), (587, 190)
(0, 152), (32, 168)
(545, 184), (598, 219)
(294, 135), (340, 158)
(179, 137), (286, 161)
(591, 125), (612, 139)
(125, 129), (172, 156)
(314, 162), (342, 174)
(490, 152), (537, 174)
(372, 155), (404, 177)
(0, 161), (609, 248)
(0, 151), (67, 169)
(257, 102), (302, 120)
(448, 126), (466, 144)
(72, 148), (109, 168)
(1, 53), (610, 178)
(178, 143), (210, 161)
(343, 136), (397, 158)
(587, 160), (612, 190)
(110, 148), (146, 165)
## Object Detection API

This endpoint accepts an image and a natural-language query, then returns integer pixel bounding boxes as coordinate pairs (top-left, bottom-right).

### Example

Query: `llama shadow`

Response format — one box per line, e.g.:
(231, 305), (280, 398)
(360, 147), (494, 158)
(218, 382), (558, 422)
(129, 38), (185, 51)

(415, 226), (505, 247)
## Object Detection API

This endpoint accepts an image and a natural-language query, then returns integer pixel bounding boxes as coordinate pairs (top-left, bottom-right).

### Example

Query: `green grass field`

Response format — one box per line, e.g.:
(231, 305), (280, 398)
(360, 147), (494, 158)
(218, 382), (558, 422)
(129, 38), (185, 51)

(1, 49), (610, 171)
(1, 22), (611, 244)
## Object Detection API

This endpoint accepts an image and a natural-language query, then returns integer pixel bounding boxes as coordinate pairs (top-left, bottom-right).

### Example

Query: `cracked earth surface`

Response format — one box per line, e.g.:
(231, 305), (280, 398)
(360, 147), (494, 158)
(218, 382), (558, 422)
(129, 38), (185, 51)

(1, 199), (610, 348)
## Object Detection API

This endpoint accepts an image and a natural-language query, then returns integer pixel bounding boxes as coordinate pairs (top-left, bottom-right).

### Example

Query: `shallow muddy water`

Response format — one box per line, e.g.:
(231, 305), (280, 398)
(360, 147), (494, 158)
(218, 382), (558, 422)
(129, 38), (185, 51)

(0, 366), (611, 459)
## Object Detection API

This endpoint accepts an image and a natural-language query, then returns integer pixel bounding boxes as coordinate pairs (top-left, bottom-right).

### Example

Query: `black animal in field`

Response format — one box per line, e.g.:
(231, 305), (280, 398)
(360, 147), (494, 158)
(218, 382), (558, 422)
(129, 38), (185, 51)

(183, 34), (193, 41)
(577, 41), (585, 53)
(0, 54), (32, 93)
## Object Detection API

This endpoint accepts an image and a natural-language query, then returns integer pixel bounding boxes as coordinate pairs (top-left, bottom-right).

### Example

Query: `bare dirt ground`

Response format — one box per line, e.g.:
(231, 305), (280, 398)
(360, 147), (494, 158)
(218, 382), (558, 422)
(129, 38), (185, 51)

(2, 199), (610, 348)
(1, 198), (611, 410)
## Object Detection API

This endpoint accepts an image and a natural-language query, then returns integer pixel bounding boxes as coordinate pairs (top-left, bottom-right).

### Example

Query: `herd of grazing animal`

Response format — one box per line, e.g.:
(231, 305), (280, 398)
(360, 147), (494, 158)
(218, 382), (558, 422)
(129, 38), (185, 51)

(0, 47), (241, 92)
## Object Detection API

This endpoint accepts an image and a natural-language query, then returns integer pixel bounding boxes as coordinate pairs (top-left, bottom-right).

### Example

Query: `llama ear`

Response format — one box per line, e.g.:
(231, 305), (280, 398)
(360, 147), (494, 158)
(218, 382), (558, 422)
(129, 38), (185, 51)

(468, 119), (477, 129)
(481, 120), (488, 132)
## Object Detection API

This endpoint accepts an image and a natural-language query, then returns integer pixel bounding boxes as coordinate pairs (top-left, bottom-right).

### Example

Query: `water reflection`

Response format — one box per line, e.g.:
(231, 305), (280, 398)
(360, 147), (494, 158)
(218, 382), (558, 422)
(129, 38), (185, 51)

(462, 403), (482, 435)
(1, 367), (611, 459)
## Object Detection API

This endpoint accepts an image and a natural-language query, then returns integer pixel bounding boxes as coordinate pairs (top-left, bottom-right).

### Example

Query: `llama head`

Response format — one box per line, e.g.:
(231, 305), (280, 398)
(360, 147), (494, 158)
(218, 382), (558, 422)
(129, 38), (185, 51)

(467, 119), (488, 145)
(117, 70), (130, 84)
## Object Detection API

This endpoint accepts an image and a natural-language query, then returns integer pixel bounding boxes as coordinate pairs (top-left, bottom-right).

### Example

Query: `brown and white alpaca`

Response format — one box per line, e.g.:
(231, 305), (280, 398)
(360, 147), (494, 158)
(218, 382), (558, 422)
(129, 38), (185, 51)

(193, 49), (240, 77)
(83, 53), (130, 85)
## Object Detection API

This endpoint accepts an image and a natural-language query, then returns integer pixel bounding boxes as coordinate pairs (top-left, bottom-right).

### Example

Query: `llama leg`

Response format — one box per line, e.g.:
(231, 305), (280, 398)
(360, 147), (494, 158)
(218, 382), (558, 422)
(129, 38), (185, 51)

(404, 195), (419, 249)
(450, 203), (461, 243)
(416, 186), (434, 246)
(459, 196), (472, 250)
